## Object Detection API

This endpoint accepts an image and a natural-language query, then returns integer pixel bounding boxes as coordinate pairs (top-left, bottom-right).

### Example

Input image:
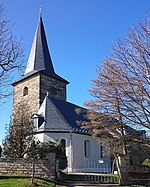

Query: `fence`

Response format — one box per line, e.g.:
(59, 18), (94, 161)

(85, 158), (111, 173)
(85, 158), (118, 183)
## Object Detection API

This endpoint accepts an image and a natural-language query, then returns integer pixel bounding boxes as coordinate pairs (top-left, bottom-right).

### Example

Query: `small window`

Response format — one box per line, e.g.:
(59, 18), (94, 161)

(23, 86), (28, 96)
(84, 140), (90, 158)
(32, 114), (45, 129)
(38, 116), (45, 128)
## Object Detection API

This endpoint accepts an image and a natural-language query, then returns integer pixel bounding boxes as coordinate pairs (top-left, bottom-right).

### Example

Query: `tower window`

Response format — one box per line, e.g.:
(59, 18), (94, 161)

(23, 86), (28, 96)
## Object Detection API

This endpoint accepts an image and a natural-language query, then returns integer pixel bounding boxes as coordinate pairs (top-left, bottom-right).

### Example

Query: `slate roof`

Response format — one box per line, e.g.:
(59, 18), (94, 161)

(37, 96), (144, 136)
(50, 97), (88, 131)
(13, 15), (68, 85)
(37, 95), (90, 134)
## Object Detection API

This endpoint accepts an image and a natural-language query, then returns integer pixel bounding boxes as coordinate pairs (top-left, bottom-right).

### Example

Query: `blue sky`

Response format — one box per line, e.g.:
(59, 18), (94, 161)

(0, 0), (150, 143)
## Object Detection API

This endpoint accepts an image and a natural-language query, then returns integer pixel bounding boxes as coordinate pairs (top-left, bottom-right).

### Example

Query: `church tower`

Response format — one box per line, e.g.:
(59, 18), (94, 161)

(13, 13), (69, 115)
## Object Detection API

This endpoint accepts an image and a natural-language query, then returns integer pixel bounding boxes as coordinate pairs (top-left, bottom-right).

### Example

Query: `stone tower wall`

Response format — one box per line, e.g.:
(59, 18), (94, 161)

(40, 74), (67, 104)
(13, 74), (40, 115)
(13, 73), (67, 116)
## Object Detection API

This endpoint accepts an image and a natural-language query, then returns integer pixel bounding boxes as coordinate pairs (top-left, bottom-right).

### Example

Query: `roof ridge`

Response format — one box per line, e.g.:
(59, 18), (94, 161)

(49, 96), (87, 110)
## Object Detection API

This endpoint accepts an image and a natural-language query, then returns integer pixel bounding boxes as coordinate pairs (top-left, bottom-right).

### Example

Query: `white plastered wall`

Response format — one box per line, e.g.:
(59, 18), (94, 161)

(35, 131), (111, 172)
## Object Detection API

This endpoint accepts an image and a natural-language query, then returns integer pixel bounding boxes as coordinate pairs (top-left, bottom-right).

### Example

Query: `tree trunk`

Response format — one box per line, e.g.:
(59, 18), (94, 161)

(115, 155), (121, 184)
(31, 157), (35, 184)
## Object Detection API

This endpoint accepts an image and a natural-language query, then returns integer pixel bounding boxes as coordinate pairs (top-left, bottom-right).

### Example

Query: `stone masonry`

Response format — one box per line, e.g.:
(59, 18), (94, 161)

(40, 74), (67, 104)
(0, 153), (55, 178)
(13, 73), (40, 115)
(13, 73), (67, 116)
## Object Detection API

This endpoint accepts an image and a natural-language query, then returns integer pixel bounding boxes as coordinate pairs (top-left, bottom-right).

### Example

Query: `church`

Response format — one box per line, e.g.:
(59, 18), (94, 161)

(12, 13), (112, 173)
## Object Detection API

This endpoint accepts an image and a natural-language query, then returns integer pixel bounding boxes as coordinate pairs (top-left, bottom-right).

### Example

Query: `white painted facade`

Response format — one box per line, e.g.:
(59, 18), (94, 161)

(34, 96), (112, 172)
(35, 130), (111, 172)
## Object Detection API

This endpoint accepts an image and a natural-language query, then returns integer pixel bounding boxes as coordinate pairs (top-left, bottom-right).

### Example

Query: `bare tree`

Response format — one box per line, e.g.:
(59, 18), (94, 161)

(84, 15), (150, 144)
(0, 4), (24, 104)
(79, 16), (150, 184)
(101, 16), (150, 131)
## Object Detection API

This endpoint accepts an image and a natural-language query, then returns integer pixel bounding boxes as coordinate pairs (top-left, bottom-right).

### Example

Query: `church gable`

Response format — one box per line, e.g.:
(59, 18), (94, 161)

(36, 95), (89, 133)
(37, 95), (71, 131)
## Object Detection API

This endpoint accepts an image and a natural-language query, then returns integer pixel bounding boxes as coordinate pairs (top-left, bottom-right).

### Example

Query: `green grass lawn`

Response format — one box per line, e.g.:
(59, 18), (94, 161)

(124, 186), (146, 187)
(0, 175), (147, 187)
(0, 176), (55, 187)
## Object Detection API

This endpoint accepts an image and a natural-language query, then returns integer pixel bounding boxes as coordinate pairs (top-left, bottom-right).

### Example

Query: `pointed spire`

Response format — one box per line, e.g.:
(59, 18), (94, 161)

(25, 13), (55, 76)
(23, 12), (69, 84)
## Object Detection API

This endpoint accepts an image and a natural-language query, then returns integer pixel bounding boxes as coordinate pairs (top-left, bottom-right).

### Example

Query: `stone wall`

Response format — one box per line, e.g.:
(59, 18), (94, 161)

(13, 74), (40, 115)
(13, 73), (68, 118)
(40, 74), (67, 104)
(0, 153), (55, 179)
(129, 143), (150, 172)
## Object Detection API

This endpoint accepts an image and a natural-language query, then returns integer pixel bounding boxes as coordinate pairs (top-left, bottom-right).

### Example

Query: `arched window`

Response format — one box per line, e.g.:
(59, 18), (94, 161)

(100, 144), (103, 158)
(23, 86), (28, 96)
(60, 139), (66, 156)
(84, 140), (90, 158)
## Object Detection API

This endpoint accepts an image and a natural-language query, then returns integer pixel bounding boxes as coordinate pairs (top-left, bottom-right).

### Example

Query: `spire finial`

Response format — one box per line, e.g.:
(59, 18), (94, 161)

(40, 4), (42, 18)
